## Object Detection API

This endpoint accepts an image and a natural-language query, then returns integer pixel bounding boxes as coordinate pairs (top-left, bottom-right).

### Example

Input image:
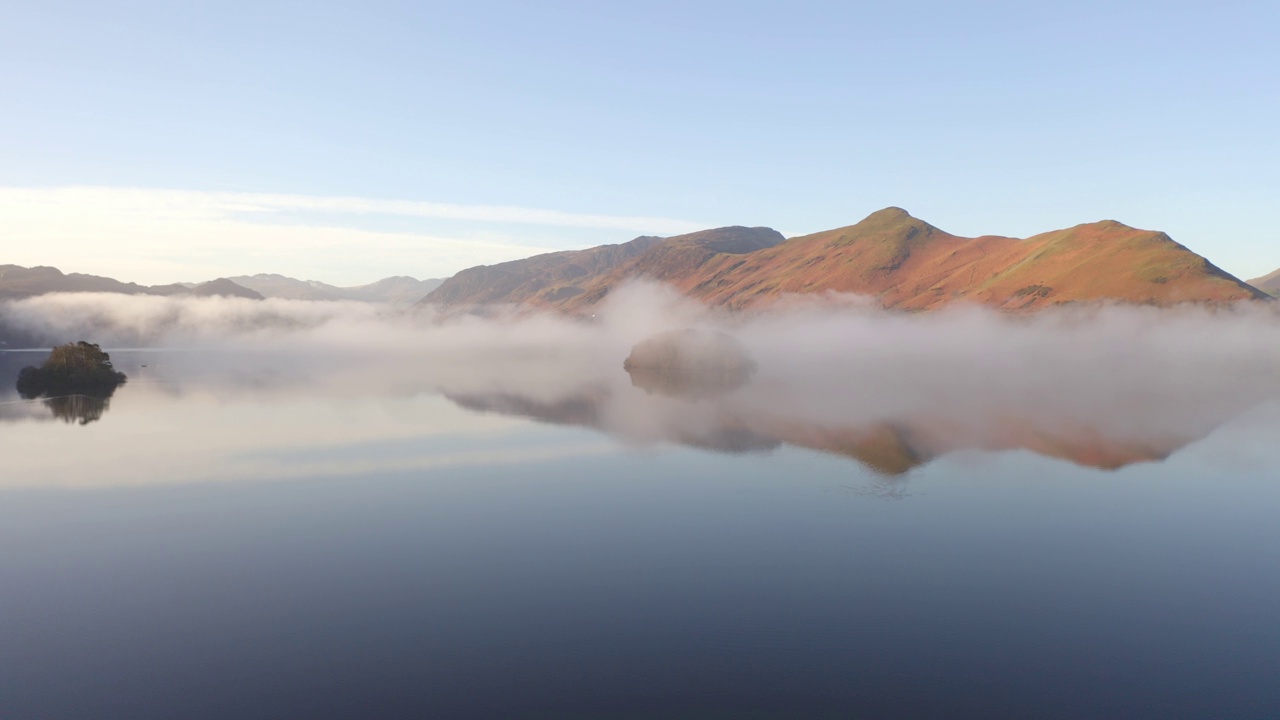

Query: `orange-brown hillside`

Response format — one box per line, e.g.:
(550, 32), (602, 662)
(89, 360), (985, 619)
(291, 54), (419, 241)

(422, 208), (1267, 311)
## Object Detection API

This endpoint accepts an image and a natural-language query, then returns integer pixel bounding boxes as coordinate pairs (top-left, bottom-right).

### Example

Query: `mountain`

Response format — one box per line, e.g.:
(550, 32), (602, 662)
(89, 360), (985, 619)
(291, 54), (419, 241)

(0, 266), (264, 302)
(0, 266), (439, 306)
(423, 208), (1267, 312)
(227, 273), (442, 305)
(190, 278), (265, 300)
(329, 276), (443, 305)
(656, 207), (1263, 311)
(0, 265), (153, 300)
(1248, 268), (1280, 297)
(422, 227), (784, 308)
(423, 234), (668, 307)
(225, 274), (345, 301)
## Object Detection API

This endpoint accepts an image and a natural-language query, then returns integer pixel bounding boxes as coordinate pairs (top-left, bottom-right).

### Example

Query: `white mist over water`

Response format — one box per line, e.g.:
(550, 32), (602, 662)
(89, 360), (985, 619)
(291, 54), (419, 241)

(4, 282), (1280, 472)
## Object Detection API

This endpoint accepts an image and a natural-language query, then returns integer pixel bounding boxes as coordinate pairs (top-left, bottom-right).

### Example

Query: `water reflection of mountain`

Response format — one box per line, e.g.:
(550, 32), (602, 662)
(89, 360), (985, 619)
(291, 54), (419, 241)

(0, 346), (1200, 470)
(449, 389), (783, 455)
(444, 372), (1188, 475)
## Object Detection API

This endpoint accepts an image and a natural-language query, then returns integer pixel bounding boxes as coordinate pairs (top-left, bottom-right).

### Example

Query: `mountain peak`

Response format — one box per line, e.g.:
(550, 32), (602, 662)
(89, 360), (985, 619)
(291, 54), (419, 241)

(864, 206), (913, 221)
(847, 207), (942, 238)
(190, 278), (265, 300)
(1072, 218), (1146, 234)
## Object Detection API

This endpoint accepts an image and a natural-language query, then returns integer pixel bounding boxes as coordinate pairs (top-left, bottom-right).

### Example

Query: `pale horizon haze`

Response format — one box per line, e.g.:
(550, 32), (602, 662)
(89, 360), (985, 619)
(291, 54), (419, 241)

(2, 2), (1278, 286)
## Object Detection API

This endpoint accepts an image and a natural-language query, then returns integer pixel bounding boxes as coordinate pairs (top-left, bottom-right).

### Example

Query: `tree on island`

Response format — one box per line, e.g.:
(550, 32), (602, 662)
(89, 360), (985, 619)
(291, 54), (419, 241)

(15, 341), (128, 399)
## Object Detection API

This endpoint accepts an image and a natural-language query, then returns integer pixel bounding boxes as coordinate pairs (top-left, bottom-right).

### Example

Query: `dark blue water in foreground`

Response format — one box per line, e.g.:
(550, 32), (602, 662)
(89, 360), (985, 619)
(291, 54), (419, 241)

(1, 351), (1277, 719)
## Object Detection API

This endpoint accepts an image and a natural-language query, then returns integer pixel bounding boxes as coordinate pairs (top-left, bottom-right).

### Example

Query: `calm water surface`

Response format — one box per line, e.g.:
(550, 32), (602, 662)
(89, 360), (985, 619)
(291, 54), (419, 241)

(1, 350), (1277, 719)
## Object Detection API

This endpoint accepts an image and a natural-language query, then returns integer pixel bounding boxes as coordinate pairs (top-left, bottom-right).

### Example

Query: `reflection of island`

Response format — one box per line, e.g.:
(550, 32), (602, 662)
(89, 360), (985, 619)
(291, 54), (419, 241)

(623, 329), (755, 399)
(45, 394), (111, 425)
(444, 381), (1189, 476)
(13, 342), (126, 426)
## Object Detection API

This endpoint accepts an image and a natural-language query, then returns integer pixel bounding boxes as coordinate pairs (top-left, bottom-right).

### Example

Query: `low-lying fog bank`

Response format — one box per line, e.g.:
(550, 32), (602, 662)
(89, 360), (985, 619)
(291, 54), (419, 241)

(5, 282), (1280, 475)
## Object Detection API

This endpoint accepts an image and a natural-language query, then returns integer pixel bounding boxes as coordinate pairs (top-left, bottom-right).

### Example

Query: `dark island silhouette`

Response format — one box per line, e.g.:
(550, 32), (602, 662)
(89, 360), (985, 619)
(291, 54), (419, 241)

(15, 342), (127, 426)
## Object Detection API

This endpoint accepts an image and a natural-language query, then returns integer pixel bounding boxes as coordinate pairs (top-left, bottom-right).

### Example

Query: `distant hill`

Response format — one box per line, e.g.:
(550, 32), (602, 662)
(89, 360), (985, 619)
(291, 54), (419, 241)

(224, 273), (345, 301)
(0, 266), (440, 306)
(423, 208), (1267, 312)
(0, 265), (154, 300)
(338, 276), (444, 305)
(0, 266), (263, 302)
(227, 273), (442, 306)
(1248, 268), (1280, 297)
(190, 278), (265, 300)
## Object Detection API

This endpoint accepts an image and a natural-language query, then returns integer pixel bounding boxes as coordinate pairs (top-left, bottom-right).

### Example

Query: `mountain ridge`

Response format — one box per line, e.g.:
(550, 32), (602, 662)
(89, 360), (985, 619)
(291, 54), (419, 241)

(0, 266), (441, 306)
(422, 234), (670, 307)
(2, 209), (1267, 312)
(0, 265), (264, 301)
(226, 273), (442, 305)
(422, 208), (1267, 312)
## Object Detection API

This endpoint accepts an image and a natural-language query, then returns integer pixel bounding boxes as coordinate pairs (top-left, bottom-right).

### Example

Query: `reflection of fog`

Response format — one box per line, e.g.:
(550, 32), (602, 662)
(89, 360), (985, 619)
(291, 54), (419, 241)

(0, 344), (1248, 474)
(0, 343), (1254, 476)
(6, 281), (1280, 480)
(5, 342), (1280, 491)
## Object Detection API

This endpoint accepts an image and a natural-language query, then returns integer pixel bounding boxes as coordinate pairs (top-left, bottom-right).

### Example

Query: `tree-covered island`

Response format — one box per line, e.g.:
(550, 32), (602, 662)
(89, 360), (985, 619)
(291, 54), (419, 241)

(15, 341), (128, 399)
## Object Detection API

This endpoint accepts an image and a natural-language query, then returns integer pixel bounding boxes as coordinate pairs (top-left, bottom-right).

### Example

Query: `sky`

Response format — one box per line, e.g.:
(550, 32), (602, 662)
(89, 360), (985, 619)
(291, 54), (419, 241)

(1, 0), (1277, 286)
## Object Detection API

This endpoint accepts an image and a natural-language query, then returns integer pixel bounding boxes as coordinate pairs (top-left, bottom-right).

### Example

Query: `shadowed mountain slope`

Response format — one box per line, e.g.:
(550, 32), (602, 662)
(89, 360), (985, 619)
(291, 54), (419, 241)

(422, 234), (667, 307)
(423, 208), (1265, 312)
(422, 227), (784, 308)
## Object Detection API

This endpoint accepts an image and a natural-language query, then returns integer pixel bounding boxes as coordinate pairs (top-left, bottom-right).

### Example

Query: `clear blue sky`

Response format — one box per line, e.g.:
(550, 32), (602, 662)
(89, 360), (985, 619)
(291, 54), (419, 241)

(2, 1), (1278, 284)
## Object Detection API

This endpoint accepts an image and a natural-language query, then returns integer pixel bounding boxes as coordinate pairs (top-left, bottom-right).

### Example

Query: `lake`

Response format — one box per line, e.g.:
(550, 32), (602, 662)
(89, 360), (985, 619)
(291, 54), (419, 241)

(1, 347), (1278, 719)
